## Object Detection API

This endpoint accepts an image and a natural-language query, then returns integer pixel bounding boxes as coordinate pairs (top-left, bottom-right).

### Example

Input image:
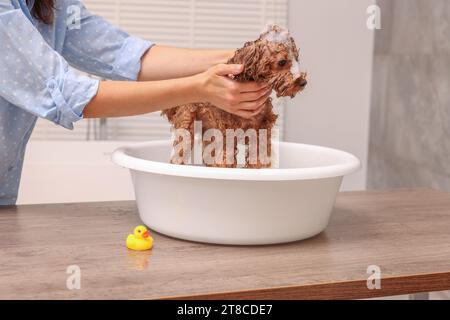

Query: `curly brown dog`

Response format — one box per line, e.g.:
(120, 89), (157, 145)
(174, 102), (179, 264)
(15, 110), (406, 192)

(162, 25), (307, 168)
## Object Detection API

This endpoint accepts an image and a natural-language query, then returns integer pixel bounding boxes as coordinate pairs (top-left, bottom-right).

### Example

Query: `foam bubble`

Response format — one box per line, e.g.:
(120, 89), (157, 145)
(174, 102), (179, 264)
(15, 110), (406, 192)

(290, 60), (300, 78)
(261, 26), (290, 44)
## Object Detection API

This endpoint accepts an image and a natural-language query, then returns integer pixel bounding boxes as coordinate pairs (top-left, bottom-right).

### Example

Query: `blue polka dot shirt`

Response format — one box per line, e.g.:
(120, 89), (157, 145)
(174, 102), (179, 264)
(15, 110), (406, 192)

(0, 0), (153, 205)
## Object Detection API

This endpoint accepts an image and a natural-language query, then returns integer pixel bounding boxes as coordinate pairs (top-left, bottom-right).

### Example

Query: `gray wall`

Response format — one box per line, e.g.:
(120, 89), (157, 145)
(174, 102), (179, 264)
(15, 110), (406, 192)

(368, 0), (450, 190)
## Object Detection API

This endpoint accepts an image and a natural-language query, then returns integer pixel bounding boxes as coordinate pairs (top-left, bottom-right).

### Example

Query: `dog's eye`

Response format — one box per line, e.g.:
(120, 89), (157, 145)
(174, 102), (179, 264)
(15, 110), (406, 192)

(278, 59), (287, 67)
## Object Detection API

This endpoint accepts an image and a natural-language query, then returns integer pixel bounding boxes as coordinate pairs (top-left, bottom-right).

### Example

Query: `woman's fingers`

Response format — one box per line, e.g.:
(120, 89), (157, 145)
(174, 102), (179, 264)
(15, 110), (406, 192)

(251, 102), (267, 115)
(239, 87), (272, 102)
(213, 64), (244, 76)
(200, 62), (271, 118)
(235, 96), (268, 119)
(237, 91), (271, 110)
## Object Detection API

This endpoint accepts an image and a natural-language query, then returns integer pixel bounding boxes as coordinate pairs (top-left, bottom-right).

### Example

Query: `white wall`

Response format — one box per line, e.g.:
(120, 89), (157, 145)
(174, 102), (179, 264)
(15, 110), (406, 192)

(18, 141), (135, 204)
(285, 0), (374, 190)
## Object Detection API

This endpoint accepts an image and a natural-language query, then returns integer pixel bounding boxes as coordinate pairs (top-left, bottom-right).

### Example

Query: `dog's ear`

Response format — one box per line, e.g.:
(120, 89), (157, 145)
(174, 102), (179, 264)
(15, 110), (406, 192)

(230, 41), (268, 81)
(289, 37), (300, 60)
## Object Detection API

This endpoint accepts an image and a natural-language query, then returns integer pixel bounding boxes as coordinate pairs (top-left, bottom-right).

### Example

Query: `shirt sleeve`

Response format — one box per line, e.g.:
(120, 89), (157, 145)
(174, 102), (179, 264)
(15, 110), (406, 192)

(62, 0), (154, 81)
(0, 8), (100, 130)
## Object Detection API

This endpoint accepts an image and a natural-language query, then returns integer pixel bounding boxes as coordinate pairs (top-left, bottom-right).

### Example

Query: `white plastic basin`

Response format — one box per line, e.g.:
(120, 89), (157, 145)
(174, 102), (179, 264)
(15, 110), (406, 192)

(112, 140), (360, 245)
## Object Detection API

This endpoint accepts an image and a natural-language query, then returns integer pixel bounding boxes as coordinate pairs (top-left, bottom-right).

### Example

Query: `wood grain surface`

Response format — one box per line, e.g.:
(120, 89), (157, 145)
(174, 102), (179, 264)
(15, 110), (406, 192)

(0, 188), (449, 299)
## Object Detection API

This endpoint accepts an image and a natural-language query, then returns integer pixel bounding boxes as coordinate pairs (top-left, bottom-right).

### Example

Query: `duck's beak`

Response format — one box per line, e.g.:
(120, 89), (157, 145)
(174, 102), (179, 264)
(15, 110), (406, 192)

(142, 231), (150, 239)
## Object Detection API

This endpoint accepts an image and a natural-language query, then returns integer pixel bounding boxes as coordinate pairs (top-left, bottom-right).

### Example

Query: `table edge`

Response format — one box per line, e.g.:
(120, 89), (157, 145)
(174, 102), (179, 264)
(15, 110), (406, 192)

(156, 271), (450, 300)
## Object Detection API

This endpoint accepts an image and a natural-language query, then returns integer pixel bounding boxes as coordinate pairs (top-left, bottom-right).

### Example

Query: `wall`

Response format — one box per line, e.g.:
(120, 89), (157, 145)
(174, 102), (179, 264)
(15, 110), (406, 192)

(18, 141), (135, 204)
(286, 0), (375, 190)
(367, 0), (450, 300)
(19, 1), (375, 204)
(368, 0), (450, 191)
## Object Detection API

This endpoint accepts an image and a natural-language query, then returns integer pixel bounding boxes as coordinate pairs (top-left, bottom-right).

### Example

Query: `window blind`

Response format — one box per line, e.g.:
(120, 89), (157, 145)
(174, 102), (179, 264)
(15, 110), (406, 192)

(31, 0), (288, 141)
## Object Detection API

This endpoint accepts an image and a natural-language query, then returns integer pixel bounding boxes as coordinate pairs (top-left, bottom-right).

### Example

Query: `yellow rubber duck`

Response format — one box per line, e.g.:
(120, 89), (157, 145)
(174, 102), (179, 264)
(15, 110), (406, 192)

(126, 225), (153, 251)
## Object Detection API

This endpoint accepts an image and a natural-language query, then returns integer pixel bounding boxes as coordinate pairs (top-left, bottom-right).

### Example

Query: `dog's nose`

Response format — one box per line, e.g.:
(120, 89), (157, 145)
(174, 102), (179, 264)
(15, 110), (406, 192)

(296, 77), (307, 88)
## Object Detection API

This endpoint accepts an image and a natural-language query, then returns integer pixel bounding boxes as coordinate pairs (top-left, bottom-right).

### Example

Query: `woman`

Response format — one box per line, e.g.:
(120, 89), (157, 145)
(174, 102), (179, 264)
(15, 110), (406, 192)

(0, 0), (271, 205)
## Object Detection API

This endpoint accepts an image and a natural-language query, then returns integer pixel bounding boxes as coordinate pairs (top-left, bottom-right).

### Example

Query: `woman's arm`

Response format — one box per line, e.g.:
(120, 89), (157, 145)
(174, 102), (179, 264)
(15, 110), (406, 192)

(63, 2), (234, 83)
(0, 7), (99, 130)
(60, 1), (268, 120)
(84, 64), (271, 119)
(137, 45), (235, 81)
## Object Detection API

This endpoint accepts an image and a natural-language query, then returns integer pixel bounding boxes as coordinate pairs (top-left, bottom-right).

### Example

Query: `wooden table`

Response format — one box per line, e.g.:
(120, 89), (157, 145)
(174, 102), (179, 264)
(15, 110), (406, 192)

(1, 188), (449, 299)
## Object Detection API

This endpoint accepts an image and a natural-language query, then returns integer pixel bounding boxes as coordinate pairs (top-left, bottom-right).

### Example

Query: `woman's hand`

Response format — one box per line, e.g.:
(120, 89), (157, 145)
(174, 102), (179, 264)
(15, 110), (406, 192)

(84, 63), (270, 120)
(194, 64), (272, 119)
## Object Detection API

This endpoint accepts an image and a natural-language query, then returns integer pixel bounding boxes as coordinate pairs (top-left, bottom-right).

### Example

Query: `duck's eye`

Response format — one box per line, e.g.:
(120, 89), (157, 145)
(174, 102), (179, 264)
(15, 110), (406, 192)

(137, 230), (141, 233)
(278, 59), (287, 67)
